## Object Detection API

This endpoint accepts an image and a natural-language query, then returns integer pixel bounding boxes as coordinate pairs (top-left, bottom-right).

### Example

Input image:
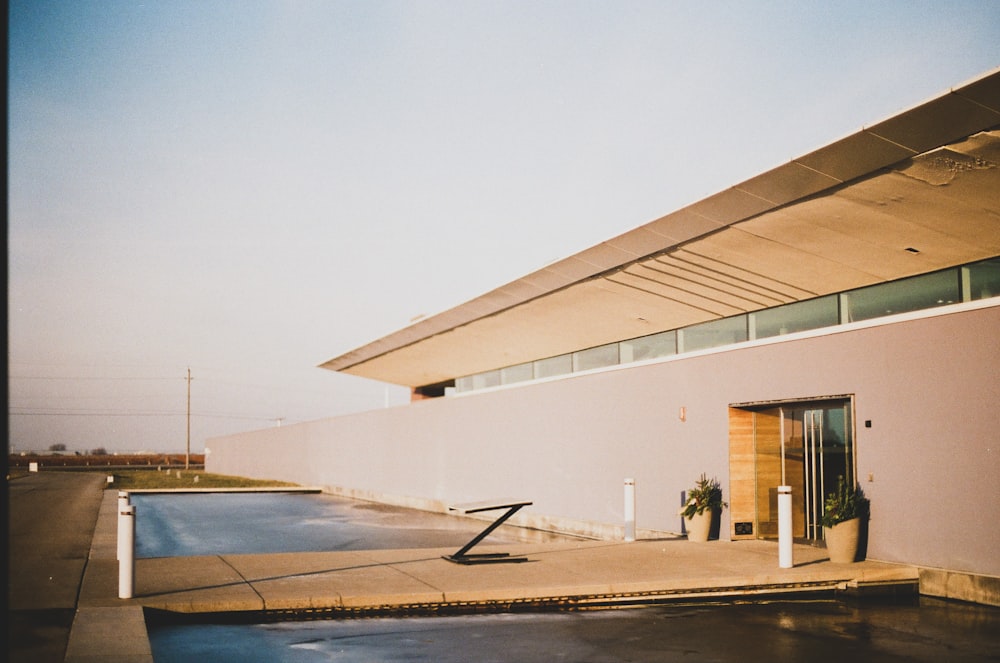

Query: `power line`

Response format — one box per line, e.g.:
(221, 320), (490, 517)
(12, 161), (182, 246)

(9, 409), (277, 421)
(8, 376), (183, 381)
(186, 367), (192, 469)
(10, 411), (185, 417)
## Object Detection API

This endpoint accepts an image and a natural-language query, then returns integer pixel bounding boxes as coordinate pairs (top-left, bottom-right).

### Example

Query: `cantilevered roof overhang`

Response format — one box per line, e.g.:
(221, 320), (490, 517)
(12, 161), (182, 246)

(321, 68), (1000, 388)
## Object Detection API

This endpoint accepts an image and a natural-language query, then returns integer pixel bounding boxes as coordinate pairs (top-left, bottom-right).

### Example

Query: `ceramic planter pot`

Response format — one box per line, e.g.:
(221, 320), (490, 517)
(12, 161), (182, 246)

(824, 517), (861, 563)
(685, 509), (713, 542)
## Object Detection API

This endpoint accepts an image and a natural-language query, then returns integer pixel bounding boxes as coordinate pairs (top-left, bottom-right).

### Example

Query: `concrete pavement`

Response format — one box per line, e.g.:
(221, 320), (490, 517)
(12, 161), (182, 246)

(9, 473), (920, 662)
(124, 539), (917, 615)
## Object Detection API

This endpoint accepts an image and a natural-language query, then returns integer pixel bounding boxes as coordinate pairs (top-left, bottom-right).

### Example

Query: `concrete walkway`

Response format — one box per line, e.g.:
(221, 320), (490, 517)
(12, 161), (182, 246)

(10, 474), (920, 661)
(126, 539), (917, 613)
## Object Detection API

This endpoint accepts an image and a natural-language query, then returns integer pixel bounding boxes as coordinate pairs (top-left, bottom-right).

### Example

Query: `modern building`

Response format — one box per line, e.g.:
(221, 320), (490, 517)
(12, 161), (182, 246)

(208, 68), (1000, 605)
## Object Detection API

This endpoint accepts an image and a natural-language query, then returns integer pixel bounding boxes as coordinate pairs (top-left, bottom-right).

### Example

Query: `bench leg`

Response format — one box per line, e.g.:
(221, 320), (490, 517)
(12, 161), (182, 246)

(443, 505), (529, 564)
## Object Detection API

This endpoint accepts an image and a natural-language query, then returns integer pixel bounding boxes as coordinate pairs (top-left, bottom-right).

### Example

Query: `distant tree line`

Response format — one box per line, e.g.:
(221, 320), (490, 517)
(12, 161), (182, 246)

(45, 443), (109, 455)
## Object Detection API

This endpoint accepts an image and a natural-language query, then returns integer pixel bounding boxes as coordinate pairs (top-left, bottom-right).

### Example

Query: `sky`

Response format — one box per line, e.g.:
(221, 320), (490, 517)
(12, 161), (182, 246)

(9, 1), (1000, 454)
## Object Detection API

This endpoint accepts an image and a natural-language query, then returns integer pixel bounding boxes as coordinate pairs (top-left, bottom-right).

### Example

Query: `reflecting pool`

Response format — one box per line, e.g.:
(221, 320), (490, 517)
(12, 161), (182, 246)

(132, 492), (571, 558)
(148, 597), (1000, 662)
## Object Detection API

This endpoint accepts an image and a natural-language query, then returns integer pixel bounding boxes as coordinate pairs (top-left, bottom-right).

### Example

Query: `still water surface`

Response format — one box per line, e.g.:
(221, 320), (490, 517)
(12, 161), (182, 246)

(148, 598), (1000, 662)
(132, 492), (568, 558)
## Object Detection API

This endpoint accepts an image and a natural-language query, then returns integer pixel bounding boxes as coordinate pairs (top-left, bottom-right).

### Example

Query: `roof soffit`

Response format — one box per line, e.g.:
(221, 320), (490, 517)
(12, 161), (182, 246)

(639, 208), (724, 243)
(794, 131), (916, 182)
(735, 161), (844, 206)
(321, 71), (1000, 384)
(865, 91), (1000, 154)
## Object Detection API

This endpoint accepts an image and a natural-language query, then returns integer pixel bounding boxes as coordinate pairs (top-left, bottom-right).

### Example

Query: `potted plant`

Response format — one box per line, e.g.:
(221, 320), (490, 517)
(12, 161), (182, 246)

(821, 475), (869, 563)
(679, 474), (728, 542)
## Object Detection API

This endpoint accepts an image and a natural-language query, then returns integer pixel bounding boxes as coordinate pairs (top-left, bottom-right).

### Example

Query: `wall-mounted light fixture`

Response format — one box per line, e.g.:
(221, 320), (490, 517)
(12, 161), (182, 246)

(679, 406), (687, 422)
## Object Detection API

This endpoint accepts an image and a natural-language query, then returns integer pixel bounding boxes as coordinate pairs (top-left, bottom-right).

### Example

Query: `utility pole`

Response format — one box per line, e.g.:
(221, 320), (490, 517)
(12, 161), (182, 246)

(186, 367), (192, 469)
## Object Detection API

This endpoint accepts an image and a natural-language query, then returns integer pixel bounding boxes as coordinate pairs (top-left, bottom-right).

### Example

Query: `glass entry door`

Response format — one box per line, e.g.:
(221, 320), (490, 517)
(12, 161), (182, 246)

(753, 399), (854, 541)
(791, 405), (853, 540)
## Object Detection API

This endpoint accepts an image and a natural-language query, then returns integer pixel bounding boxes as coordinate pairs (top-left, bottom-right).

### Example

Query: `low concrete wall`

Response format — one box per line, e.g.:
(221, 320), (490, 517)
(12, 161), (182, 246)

(919, 568), (1000, 607)
(209, 303), (1000, 580)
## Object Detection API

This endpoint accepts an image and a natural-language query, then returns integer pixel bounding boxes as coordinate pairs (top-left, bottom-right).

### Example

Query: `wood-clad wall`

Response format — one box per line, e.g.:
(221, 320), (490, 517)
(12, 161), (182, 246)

(727, 407), (756, 540)
(754, 409), (783, 538)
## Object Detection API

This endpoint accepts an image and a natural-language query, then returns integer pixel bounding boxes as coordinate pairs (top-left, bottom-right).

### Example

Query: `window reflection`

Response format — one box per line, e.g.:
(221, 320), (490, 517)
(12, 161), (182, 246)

(500, 363), (533, 385)
(621, 330), (676, 362)
(966, 258), (1000, 301)
(845, 270), (960, 322)
(573, 343), (619, 371)
(679, 316), (747, 353)
(534, 354), (572, 379)
(454, 258), (999, 393)
(752, 296), (839, 339)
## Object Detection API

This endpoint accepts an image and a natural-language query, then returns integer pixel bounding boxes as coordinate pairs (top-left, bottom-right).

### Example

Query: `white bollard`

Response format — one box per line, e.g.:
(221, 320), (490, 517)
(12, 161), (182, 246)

(117, 492), (130, 561)
(118, 504), (135, 599)
(624, 478), (636, 542)
(778, 485), (793, 569)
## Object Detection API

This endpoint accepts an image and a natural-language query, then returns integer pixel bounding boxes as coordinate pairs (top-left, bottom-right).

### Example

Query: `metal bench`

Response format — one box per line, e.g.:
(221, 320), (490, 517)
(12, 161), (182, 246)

(443, 499), (533, 564)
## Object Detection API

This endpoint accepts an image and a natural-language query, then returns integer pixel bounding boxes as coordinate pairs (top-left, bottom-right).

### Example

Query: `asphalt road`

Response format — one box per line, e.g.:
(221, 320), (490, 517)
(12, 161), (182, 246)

(8, 472), (106, 663)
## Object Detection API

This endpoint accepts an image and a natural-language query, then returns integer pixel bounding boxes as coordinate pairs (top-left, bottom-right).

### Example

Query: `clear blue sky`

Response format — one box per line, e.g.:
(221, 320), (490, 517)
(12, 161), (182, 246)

(9, 1), (1000, 454)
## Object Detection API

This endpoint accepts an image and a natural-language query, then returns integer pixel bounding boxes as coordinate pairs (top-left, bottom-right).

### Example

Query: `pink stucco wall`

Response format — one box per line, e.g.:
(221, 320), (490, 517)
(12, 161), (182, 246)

(208, 302), (1000, 577)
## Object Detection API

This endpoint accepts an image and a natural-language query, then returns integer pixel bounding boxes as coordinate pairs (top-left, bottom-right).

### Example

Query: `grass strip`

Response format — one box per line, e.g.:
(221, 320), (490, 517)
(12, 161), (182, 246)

(107, 469), (301, 490)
